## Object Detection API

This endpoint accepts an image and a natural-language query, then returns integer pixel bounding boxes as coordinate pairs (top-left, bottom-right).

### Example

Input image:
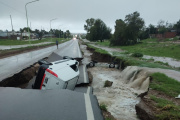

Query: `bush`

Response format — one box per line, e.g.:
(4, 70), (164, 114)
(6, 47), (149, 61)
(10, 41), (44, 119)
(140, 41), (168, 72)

(131, 53), (143, 57)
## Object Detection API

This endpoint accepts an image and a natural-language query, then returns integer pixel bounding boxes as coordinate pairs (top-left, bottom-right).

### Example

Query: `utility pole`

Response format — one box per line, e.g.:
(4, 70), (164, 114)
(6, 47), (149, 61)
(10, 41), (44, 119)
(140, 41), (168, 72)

(30, 22), (31, 30)
(10, 15), (13, 35)
(25, 0), (39, 41)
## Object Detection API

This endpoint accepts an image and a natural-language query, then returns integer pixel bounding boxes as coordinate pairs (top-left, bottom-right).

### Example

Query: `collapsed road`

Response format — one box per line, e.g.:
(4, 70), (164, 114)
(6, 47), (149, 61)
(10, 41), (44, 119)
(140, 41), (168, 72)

(0, 39), (103, 120)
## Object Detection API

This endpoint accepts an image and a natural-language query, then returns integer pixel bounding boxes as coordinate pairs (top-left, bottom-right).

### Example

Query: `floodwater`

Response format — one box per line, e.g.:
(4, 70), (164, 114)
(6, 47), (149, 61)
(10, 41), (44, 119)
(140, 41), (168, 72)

(80, 40), (180, 120)
(89, 67), (141, 120)
(143, 55), (180, 68)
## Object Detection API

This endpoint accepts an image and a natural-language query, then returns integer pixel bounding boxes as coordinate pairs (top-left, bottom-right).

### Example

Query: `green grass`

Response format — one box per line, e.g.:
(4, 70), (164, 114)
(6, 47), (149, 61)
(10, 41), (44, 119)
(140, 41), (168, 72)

(150, 95), (180, 120)
(100, 104), (107, 111)
(115, 56), (171, 69)
(150, 95), (174, 108)
(87, 44), (110, 55)
(0, 38), (69, 45)
(150, 73), (180, 97)
(95, 38), (180, 60)
(96, 40), (110, 47)
(120, 42), (180, 60)
(87, 43), (176, 70)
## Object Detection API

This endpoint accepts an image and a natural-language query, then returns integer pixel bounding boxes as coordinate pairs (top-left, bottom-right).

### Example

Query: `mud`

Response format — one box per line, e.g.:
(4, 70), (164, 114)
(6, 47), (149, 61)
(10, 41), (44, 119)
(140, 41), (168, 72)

(0, 63), (39, 88)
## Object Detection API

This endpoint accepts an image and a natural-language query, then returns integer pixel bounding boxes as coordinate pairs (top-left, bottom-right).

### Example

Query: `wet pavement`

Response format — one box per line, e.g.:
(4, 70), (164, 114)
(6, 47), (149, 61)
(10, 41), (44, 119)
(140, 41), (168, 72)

(0, 87), (102, 120)
(0, 39), (103, 120)
(0, 40), (82, 82)
(0, 42), (53, 50)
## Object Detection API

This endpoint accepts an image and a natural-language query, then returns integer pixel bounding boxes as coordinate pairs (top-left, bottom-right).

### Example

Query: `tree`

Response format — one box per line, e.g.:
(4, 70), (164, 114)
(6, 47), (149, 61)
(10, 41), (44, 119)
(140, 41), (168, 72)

(149, 24), (157, 34)
(110, 11), (144, 46)
(139, 27), (149, 40)
(157, 20), (168, 34)
(84, 18), (95, 32)
(84, 18), (111, 41)
(125, 11), (144, 43)
(22, 27), (32, 33)
(110, 19), (127, 45)
(66, 30), (71, 38)
(174, 19), (180, 35)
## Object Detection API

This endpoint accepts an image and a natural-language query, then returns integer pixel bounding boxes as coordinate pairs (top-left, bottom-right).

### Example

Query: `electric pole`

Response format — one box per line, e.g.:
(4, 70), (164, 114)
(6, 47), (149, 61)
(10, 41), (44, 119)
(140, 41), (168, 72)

(10, 15), (13, 35)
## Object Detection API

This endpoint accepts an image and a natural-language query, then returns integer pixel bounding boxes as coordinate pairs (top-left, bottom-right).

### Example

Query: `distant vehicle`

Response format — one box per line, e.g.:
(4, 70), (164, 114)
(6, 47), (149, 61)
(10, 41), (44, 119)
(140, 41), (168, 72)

(32, 57), (79, 90)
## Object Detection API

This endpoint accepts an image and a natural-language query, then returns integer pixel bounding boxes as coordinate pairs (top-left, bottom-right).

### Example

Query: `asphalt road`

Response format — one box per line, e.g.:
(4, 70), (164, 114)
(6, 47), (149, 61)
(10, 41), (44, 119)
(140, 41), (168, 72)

(0, 39), (103, 120)
(0, 87), (103, 120)
(0, 39), (82, 82)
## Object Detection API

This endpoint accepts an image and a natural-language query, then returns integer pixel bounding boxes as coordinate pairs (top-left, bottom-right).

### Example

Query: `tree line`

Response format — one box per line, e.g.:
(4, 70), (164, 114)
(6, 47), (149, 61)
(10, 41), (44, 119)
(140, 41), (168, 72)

(84, 18), (111, 42)
(19, 27), (71, 39)
(84, 11), (180, 46)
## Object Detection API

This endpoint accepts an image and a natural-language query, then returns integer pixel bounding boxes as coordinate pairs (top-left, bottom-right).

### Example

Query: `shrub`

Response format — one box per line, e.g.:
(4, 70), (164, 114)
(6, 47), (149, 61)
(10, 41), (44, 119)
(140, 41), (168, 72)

(100, 104), (107, 111)
(131, 53), (143, 57)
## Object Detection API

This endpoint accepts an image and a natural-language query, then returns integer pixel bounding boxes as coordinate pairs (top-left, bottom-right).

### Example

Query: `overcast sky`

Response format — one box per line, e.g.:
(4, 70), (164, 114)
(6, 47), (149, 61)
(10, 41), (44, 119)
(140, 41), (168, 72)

(0, 0), (180, 33)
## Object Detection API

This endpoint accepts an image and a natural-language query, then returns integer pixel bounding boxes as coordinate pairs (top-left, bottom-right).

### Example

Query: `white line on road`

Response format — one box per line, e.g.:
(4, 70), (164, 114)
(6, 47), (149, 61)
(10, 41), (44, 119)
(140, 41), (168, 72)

(83, 65), (87, 83)
(84, 94), (95, 120)
(76, 40), (81, 57)
(87, 87), (91, 94)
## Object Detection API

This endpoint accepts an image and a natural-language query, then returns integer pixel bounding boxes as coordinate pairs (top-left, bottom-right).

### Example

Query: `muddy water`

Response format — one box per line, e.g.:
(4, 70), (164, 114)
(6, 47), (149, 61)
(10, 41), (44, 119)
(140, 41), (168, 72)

(143, 55), (180, 68)
(89, 67), (140, 120)
(80, 42), (149, 120)
(80, 44), (92, 64)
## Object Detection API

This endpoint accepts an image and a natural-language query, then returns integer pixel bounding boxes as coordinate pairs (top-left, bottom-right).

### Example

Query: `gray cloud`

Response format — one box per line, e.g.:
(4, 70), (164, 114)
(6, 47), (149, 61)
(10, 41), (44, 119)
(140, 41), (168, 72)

(0, 0), (180, 33)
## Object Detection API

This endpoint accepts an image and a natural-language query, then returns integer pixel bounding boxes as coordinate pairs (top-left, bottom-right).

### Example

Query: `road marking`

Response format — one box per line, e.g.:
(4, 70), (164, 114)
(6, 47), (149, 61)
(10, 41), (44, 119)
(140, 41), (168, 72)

(84, 94), (95, 120)
(83, 65), (87, 83)
(87, 87), (91, 94)
(76, 40), (81, 57)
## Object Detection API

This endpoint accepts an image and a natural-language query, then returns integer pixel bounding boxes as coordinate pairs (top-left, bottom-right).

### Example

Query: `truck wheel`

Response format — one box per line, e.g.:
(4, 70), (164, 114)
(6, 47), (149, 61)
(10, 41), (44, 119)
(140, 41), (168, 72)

(89, 62), (95, 67)
(109, 63), (115, 68)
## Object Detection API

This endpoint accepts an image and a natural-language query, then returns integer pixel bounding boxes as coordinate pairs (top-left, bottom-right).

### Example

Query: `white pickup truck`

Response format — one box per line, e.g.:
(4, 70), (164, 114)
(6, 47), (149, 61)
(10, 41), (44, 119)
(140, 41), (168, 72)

(33, 57), (79, 90)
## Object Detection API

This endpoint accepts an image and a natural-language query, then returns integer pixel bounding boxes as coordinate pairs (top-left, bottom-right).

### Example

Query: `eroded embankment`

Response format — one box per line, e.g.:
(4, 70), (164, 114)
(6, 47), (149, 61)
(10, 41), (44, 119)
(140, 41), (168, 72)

(86, 45), (129, 69)
(0, 63), (39, 88)
(83, 41), (180, 120)
(82, 42), (152, 120)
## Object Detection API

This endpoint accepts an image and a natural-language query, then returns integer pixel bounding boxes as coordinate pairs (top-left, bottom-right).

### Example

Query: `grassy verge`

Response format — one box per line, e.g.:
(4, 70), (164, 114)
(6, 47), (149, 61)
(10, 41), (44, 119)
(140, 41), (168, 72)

(0, 39), (69, 58)
(86, 44), (110, 55)
(150, 95), (180, 119)
(86, 43), (175, 70)
(149, 72), (180, 119)
(150, 73), (180, 97)
(0, 38), (70, 45)
(95, 38), (180, 60)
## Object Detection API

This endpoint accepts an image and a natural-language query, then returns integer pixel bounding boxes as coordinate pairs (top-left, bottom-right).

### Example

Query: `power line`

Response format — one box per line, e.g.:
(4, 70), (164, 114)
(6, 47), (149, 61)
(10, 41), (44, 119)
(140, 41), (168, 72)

(0, 1), (25, 15)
